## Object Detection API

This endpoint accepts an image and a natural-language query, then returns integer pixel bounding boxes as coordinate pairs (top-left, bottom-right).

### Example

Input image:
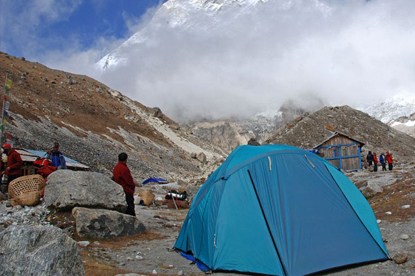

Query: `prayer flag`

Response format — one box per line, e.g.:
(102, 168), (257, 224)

(5, 79), (12, 95)
(5, 132), (12, 140)
(6, 79), (12, 89)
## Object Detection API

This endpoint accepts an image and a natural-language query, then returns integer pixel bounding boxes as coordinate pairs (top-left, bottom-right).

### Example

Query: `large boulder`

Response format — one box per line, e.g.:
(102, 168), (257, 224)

(72, 207), (146, 239)
(0, 225), (85, 276)
(44, 170), (126, 212)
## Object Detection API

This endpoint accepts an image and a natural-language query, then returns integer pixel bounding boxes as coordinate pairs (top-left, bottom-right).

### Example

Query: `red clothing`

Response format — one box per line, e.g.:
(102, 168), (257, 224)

(386, 154), (393, 164)
(113, 161), (135, 196)
(5, 149), (23, 176)
(373, 154), (378, 164)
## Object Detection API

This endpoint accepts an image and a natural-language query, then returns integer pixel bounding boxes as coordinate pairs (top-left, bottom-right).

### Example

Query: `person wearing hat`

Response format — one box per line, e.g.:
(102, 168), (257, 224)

(46, 142), (67, 169)
(2, 143), (23, 186)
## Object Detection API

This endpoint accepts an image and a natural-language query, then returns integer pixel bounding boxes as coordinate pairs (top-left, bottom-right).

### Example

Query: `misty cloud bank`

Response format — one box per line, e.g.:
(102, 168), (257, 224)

(44, 0), (415, 122)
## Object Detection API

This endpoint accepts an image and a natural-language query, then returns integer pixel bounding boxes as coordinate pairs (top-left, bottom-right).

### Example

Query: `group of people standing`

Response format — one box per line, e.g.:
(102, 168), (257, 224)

(1, 142), (66, 190)
(1, 141), (137, 218)
(366, 151), (393, 172)
(0, 141), (139, 219)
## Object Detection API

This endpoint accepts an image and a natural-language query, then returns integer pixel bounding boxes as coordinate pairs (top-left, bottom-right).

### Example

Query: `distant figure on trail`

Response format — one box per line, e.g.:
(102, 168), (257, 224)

(379, 153), (387, 171)
(2, 143), (23, 187)
(366, 151), (374, 167)
(113, 152), (137, 216)
(386, 151), (393, 171)
(46, 142), (67, 169)
(373, 152), (378, 172)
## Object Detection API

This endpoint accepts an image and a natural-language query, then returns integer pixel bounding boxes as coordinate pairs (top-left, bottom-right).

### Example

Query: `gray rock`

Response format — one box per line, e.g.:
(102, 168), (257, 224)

(44, 170), (126, 212)
(151, 107), (163, 118)
(400, 234), (410, 240)
(72, 207), (146, 239)
(360, 184), (383, 198)
(77, 240), (90, 247)
(0, 225), (85, 276)
(196, 152), (207, 164)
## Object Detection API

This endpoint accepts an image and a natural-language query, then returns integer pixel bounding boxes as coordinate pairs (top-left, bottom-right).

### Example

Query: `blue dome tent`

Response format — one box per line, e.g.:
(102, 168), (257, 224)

(174, 145), (389, 276)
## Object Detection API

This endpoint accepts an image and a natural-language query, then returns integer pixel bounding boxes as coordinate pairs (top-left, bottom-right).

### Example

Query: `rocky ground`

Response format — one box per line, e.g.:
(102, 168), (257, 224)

(1, 163), (414, 276)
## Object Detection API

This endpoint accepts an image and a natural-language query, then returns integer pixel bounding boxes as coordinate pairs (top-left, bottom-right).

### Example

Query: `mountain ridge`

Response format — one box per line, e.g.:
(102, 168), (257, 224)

(0, 51), (225, 183)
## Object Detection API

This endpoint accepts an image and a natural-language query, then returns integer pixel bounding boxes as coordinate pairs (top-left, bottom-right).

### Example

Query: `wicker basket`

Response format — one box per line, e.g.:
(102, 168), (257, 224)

(138, 188), (155, 206)
(8, 174), (46, 206)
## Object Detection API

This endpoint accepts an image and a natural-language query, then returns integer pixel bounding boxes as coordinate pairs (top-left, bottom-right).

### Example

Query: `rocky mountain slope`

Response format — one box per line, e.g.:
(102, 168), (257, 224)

(186, 100), (322, 153)
(390, 113), (415, 138)
(0, 52), (226, 182)
(267, 105), (415, 162)
(357, 93), (415, 140)
(358, 93), (415, 124)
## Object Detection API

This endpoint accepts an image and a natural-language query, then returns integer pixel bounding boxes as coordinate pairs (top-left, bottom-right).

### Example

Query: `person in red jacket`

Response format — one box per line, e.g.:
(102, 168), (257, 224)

(113, 152), (137, 216)
(373, 152), (379, 172)
(2, 143), (23, 187)
(386, 151), (393, 171)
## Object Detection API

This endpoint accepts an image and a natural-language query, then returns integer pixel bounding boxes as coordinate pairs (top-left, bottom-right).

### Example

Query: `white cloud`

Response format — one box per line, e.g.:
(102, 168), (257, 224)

(3, 0), (415, 123)
(85, 0), (415, 122)
(0, 0), (82, 57)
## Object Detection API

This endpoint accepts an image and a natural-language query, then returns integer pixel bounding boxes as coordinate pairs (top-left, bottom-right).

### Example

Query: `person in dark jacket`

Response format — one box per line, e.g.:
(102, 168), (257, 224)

(366, 151), (374, 167)
(46, 142), (67, 169)
(113, 152), (137, 216)
(379, 153), (387, 171)
(2, 143), (23, 186)
(386, 151), (393, 171)
(373, 152), (379, 172)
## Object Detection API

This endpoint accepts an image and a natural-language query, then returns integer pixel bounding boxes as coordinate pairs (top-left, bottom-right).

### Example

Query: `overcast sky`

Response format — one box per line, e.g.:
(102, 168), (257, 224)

(1, 0), (415, 122)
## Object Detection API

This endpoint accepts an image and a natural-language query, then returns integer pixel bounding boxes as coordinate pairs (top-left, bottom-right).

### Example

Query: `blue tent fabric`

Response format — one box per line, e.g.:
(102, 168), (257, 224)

(142, 178), (168, 185)
(174, 145), (389, 276)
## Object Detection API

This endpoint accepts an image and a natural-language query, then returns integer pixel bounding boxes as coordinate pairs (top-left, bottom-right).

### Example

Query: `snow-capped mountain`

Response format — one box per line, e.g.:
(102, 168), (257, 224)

(357, 93), (415, 123)
(356, 92), (415, 139)
(95, 0), (333, 122)
(94, 0), (415, 124)
(98, 0), (272, 69)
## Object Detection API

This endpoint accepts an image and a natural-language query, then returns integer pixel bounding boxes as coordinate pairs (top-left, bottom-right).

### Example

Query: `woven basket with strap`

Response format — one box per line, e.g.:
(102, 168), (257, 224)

(8, 174), (46, 206)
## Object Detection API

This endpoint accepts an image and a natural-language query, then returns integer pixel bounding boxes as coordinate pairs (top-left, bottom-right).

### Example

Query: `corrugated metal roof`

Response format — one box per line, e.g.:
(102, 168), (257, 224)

(17, 149), (90, 170)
